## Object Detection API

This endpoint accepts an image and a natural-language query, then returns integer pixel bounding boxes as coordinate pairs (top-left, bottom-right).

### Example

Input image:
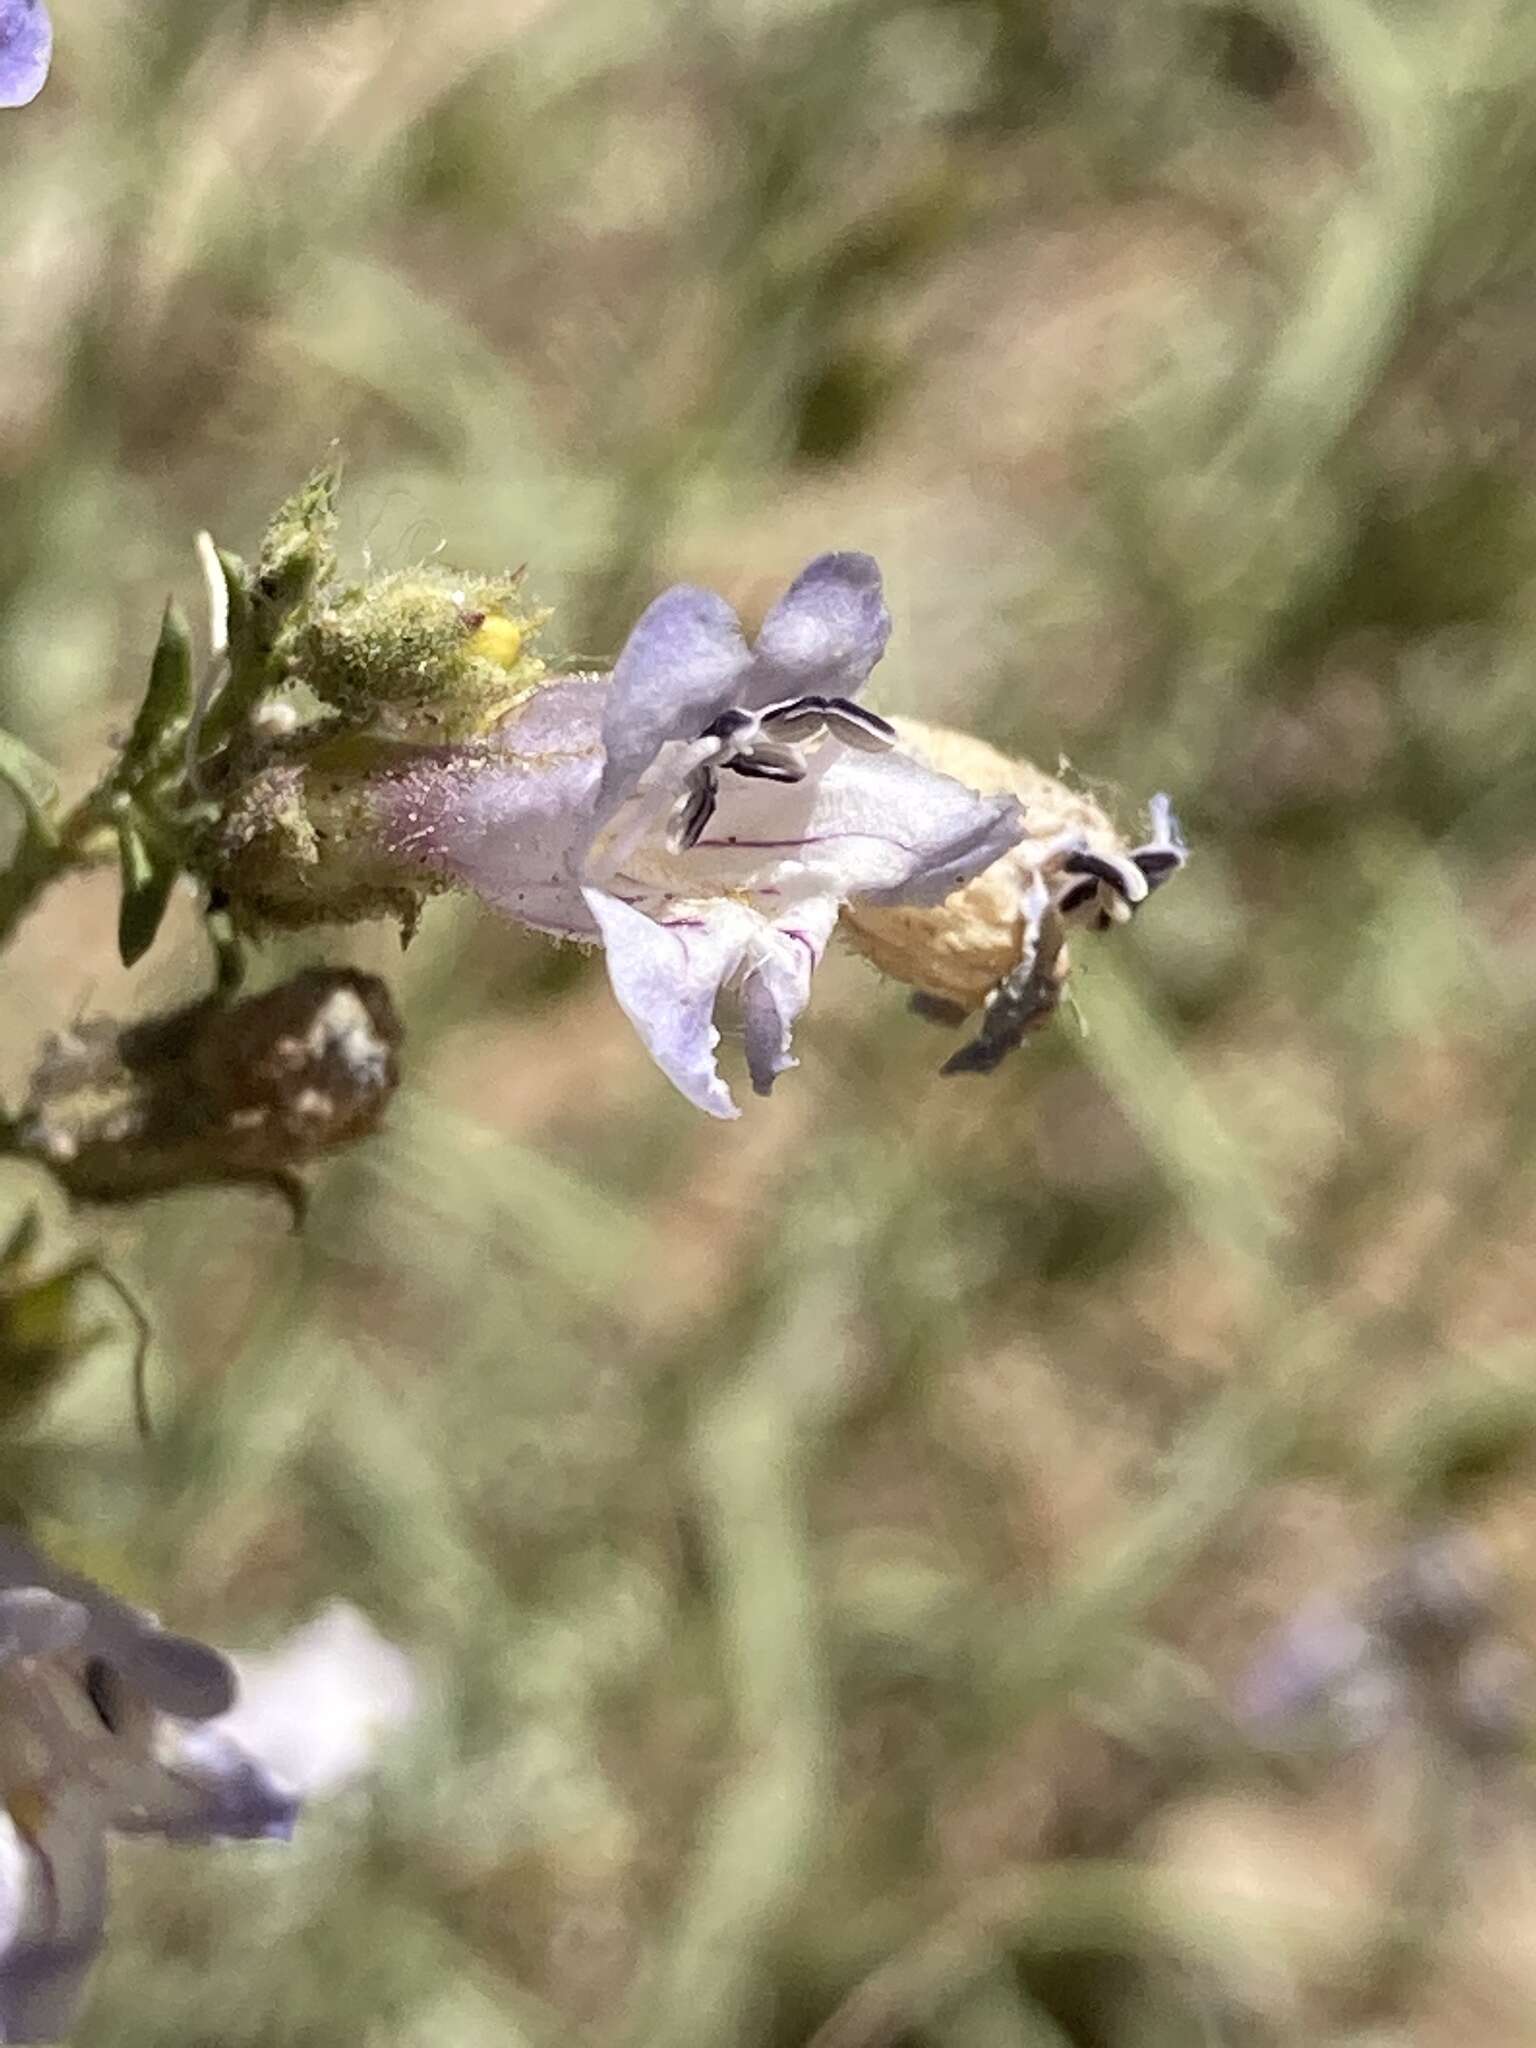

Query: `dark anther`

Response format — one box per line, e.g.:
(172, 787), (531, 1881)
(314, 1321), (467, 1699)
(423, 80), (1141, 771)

(727, 757), (805, 783)
(1061, 850), (1133, 891)
(1056, 878), (1099, 917)
(822, 698), (896, 744)
(1134, 849), (1184, 884)
(701, 707), (755, 743)
(83, 1657), (121, 1733)
(674, 772), (719, 852)
(760, 695), (896, 750)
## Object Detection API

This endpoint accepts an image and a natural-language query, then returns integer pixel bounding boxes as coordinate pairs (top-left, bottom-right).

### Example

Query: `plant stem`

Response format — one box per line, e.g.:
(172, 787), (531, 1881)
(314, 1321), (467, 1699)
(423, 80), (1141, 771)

(0, 793), (118, 949)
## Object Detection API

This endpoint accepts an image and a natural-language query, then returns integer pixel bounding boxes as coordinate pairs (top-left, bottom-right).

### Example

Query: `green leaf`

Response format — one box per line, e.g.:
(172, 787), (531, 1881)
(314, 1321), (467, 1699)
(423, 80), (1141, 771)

(115, 812), (179, 967)
(123, 598), (193, 773)
(0, 728), (60, 840)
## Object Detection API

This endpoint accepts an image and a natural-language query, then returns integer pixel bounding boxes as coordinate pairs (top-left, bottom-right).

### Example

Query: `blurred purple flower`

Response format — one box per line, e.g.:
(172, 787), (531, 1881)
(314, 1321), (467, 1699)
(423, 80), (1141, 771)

(376, 553), (1033, 1115)
(0, 1534), (415, 2043)
(1236, 1534), (1530, 1757)
(1235, 1592), (1400, 1744)
(0, 1), (50, 108)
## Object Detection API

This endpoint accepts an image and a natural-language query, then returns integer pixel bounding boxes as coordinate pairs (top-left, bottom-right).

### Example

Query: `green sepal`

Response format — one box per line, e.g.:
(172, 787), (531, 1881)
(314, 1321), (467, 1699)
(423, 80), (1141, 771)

(115, 811), (179, 967)
(217, 544), (256, 663)
(122, 599), (193, 775)
(255, 464), (339, 628)
(0, 727), (61, 842)
(197, 548), (267, 753)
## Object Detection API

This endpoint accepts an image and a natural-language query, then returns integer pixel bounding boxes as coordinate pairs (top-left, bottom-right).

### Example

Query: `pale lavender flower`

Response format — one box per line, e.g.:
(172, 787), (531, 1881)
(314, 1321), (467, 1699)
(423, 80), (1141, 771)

(0, 1534), (414, 2043)
(376, 553), (1033, 1115)
(173, 1602), (419, 1806)
(1236, 1535), (1530, 1757)
(0, 1), (49, 108)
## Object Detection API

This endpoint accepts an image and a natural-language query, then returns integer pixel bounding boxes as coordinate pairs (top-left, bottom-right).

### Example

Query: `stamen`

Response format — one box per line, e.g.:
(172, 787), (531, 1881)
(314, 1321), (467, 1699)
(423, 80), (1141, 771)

(1129, 796), (1188, 890)
(1060, 849), (1150, 906)
(815, 699), (897, 750)
(670, 770), (719, 853)
(758, 694), (897, 751)
(1134, 848), (1184, 884)
(701, 707), (756, 745)
(1056, 877), (1099, 918)
(726, 739), (807, 784)
(728, 758), (805, 783)
(84, 1657), (121, 1734)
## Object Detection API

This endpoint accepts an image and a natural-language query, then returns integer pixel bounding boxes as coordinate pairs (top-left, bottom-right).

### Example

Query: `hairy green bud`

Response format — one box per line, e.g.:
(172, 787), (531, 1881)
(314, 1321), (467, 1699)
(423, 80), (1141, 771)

(296, 565), (550, 742)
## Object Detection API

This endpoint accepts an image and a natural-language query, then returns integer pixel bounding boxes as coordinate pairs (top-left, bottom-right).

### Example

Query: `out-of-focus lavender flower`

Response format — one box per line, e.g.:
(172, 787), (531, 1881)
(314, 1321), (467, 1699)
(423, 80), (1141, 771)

(1236, 1534), (1531, 1758)
(1236, 1592), (1403, 1745)
(0, 1), (50, 108)
(173, 1602), (419, 1807)
(373, 553), (1037, 1115)
(0, 1533), (415, 2043)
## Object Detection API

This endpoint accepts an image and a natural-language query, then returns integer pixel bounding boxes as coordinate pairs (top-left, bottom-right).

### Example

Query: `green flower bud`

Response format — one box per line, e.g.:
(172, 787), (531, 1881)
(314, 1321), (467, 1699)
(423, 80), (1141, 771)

(296, 565), (550, 742)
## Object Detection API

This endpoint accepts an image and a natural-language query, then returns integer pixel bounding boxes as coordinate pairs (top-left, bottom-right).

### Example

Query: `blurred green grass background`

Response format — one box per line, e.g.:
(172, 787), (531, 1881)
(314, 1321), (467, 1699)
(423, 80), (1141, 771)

(5, 0), (1536, 2041)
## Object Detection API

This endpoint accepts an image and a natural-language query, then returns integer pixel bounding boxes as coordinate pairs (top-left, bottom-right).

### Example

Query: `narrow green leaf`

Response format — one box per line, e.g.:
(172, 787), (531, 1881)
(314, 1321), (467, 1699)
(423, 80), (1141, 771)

(0, 727), (60, 839)
(123, 598), (193, 772)
(115, 813), (178, 967)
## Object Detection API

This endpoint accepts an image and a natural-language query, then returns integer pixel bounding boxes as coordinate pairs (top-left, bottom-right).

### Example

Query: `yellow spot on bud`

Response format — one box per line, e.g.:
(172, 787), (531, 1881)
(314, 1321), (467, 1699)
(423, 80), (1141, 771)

(467, 613), (525, 670)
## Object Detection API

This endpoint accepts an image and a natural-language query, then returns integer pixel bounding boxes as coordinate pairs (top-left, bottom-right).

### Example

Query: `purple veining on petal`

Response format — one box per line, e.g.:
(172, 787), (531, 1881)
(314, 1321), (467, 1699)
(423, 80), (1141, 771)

(669, 744), (1027, 905)
(581, 887), (841, 1114)
(0, 0), (50, 109)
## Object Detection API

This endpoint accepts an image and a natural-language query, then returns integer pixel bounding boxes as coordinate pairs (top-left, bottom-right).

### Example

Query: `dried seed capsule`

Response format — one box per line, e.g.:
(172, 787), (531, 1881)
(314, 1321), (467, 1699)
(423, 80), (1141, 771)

(13, 969), (402, 1212)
